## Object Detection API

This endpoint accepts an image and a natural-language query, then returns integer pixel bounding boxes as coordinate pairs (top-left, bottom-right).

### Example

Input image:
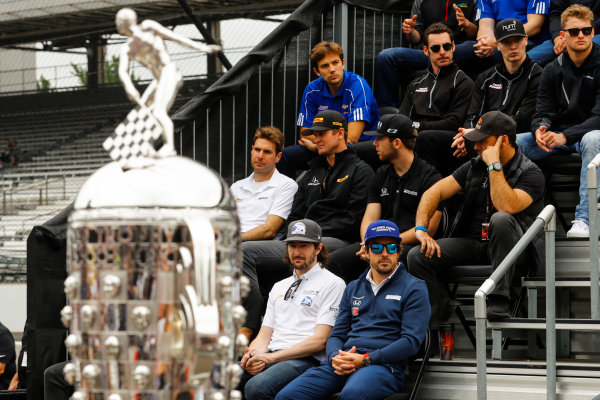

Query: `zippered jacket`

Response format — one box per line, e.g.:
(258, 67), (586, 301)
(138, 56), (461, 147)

(464, 56), (542, 133)
(326, 264), (430, 376)
(411, 0), (478, 44)
(399, 63), (474, 132)
(530, 43), (600, 144)
(288, 149), (374, 242)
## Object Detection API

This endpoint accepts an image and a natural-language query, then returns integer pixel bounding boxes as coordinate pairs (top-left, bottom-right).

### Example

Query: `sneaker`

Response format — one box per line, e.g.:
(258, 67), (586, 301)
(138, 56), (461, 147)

(486, 295), (510, 321)
(566, 220), (589, 238)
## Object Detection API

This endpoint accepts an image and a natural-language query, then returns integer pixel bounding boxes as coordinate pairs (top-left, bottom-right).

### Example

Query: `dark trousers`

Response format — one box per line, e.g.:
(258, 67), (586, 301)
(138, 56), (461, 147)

(407, 212), (528, 327)
(44, 361), (72, 400)
(415, 130), (477, 177)
(329, 242), (415, 284)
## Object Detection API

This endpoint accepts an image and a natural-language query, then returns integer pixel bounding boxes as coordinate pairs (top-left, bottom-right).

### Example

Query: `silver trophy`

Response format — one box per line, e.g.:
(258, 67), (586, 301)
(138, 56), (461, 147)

(61, 9), (246, 400)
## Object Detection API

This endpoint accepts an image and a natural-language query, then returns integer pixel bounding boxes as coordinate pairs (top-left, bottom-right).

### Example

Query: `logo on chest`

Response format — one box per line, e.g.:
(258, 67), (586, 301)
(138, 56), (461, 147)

(308, 176), (320, 186)
(415, 87), (428, 93)
(300, 296), (313, 307)
(489, 83), (502, 90)
(403, 189), (418, 196)
(380, 187), (389, 197)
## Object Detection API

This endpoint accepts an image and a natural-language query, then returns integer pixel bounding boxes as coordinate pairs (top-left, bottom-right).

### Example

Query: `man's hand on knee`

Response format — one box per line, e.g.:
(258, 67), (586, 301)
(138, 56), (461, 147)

(416, 230), (441, 258)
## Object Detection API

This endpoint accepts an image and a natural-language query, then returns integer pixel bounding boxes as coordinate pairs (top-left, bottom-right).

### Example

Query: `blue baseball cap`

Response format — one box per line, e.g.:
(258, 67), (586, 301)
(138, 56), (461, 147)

(364, 220), (402, 244)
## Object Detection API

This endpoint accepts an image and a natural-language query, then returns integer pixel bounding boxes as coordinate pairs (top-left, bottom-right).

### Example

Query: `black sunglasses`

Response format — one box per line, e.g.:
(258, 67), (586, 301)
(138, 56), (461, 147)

(563, 27), (593, 36)
(368, 243), (400, 254)
(429, 42), (453, 53)
(284, 279), (302, 301)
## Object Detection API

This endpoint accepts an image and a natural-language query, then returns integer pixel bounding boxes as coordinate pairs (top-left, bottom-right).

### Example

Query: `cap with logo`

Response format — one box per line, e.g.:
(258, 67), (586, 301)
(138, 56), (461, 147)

(495, 18), (527, 42)
(284, 219), (322, 243)
(463, 110), (517, 142)
(365, 114), (415, 140)
(303, 110), (348, 134)
(363, 220), (402, 244)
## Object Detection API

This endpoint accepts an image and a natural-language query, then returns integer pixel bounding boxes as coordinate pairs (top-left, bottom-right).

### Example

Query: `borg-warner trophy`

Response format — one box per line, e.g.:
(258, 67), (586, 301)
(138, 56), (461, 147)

(60, 8), (248, 400)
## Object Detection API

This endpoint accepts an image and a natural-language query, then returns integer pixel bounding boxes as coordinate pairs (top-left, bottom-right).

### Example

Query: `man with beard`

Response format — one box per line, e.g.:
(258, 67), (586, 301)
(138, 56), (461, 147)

(238, 219), (346, 400)
(276, 220), (430, 400)
(328, 114), (443, 283)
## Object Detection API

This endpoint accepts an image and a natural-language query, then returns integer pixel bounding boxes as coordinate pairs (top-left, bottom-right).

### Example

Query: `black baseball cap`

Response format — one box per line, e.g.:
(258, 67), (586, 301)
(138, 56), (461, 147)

(495, 19), (527, 42)
(365, 114), (416, 139)
(284, 219), (322, 243)
(463, 110), (517, 142)
(303, 110), (348, 134)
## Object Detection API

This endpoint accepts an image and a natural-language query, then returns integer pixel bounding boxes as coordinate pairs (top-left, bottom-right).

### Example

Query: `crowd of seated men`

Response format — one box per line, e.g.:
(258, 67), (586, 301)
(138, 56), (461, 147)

(33, 3), (600, 400)
(228, 3), (600, 399)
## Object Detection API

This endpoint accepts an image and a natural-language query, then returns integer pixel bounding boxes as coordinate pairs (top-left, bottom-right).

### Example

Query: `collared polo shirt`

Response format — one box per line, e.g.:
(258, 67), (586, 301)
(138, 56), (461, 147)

(365, 265), (400, 295)
(367, 157), (442, 232)
(230, 169), (298, 233)
(296, 70), (379, 141)
(263, 263), (346, 361)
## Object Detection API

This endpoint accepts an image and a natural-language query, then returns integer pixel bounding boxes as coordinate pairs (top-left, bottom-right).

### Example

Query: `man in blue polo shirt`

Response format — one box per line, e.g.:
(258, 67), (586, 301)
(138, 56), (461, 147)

(475, 0), (551, 62)
(277, 41), (379, 178)
(275, 220), (430, 400)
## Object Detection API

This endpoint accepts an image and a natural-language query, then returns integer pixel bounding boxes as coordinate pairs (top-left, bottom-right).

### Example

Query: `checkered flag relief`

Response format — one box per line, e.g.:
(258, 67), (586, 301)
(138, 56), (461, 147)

(103, 106), (163, 168)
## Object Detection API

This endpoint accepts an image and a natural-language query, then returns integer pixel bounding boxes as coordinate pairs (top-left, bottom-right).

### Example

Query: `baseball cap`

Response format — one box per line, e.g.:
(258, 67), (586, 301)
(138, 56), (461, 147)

(365, 114), (415, 139)
(463, 110), (517, 142)
(284, 219), (322, 243)
(303, 110), (348, 134)
(495, 19), (527, 42)
(363, 220), (402, 244)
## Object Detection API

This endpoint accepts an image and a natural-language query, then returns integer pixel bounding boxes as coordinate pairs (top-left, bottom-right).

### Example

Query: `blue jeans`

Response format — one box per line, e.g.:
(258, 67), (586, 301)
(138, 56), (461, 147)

(243, 357), (317, 400)
(517, 131), (600, 224)
(374, 41), (498, 107)
(528, 34), (600, 67)
(274, 362), (404, 400)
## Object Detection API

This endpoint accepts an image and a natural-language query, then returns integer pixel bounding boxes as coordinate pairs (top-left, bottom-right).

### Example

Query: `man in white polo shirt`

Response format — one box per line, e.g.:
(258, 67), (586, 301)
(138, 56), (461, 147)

(231, 126), (298, 340)
(238, 219), (346, 400)
(231, 125), (298, 242)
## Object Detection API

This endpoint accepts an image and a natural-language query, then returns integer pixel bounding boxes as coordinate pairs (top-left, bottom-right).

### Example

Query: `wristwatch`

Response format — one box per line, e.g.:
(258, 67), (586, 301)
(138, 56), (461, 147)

(362, 353), (371, 367)
(487, 161), (502, 173)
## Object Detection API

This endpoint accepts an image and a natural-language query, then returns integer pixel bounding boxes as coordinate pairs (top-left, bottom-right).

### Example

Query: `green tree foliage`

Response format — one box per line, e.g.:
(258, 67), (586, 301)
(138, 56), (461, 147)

(71, 56), (138, 86)
(36, 74), (52, 92)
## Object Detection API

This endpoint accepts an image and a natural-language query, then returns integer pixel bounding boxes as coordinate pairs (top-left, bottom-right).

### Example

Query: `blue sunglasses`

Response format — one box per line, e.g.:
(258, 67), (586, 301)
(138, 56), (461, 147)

(368, 243), (399, 254)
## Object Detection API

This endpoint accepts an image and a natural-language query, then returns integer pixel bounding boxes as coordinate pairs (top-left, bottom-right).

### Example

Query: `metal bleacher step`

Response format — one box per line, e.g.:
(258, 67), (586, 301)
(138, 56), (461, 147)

(487, 318), (600, 330)
(418, 359), (600, 399)
(522, 277), (599, 287)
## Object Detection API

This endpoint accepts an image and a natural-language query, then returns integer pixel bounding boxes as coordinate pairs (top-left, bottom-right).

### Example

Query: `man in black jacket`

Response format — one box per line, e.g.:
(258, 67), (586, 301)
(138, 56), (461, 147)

(417, 18), (543, 176)
(528, 0), (600, 66)
(242, 110), (374, 297)
(375, 0), (478, 107)
(517, 4), (600, 238)
(408, 111), (545, 325)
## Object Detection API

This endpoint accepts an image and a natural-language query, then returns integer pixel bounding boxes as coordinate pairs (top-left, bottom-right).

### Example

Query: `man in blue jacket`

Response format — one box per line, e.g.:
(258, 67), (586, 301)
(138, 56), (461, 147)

(275, 220), (430, 400)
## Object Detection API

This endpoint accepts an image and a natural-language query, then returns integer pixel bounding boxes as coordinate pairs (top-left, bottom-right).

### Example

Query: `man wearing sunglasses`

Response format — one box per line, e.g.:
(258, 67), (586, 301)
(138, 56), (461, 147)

(399, 23), (474, 137)
(239, 219), (346, 400)
(419, 18), (543, 177)
(517, 4), (600, 238)
(409, 111), (545, 323)
(328, 114), (443, 283)
(275, 220), (430, 400)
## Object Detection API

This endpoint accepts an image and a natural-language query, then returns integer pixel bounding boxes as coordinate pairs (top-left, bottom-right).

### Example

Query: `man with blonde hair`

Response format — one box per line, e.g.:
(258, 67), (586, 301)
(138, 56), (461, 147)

(517, 4), (600, 238)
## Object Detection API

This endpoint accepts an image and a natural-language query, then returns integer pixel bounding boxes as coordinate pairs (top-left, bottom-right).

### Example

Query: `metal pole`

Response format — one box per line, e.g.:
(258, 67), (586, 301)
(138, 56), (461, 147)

(587, 154), (600, 319)
(545, 211), (557, 400)
(334, 3), (349, 59)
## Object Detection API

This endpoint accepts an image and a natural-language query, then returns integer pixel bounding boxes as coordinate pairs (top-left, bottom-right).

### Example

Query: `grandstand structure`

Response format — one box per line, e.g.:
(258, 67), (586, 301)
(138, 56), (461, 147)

(0, 0), (599, 399)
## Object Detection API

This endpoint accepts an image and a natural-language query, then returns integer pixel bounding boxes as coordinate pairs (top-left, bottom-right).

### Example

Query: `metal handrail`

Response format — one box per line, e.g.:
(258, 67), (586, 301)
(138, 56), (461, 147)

(588, 153), (600, 320)
(1, 175), (66, 214)
(474, 205), (556, 400)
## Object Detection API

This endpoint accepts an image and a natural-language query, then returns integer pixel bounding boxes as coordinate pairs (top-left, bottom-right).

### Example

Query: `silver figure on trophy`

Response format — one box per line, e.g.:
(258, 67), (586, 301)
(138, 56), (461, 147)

(63, 8), (246, 400)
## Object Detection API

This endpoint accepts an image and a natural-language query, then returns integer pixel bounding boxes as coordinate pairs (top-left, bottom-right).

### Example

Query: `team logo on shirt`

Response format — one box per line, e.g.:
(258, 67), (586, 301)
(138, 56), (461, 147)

(489, 83), (502, 90)
(380, 187), (389, 197)
(342, 104), (348, 109)
(403, 189), (418, 196)
(318, 105), (329, 111)
(300, 296), (313, 306)
(308, 176), (320, 186)
(416, 87), (428, 93)
(353, 299), (362, 306)
(337, 175), (349, 183)
(352, 307), (359, 316)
